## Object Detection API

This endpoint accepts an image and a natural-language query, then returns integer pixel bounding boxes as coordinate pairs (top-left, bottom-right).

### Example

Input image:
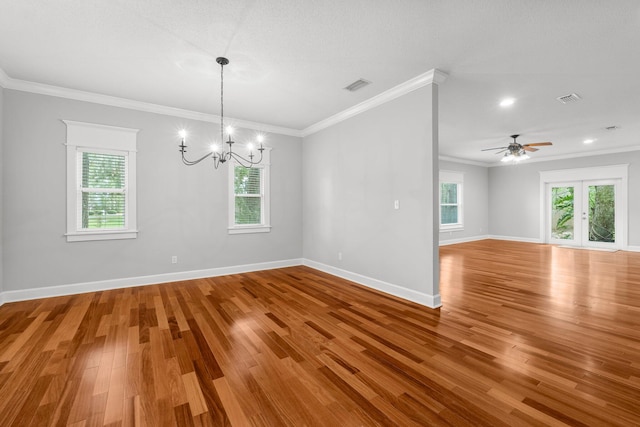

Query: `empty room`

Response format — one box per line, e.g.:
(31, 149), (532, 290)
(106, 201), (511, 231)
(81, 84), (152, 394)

(1, 1), (639, 426)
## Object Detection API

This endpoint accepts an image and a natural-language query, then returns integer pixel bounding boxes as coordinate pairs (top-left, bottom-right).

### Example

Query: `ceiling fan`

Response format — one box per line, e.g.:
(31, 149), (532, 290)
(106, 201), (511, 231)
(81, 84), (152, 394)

(482, 134), (552, 162)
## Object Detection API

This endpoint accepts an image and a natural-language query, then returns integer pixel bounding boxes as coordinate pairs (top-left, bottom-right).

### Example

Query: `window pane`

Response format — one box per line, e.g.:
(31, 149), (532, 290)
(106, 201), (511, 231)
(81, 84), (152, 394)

(234, 167), (261, 195)
(82, 152), (125, 189)
(235, 196), (261, 224)
(441, 206), (458, 224)
(588, 185), (615, 242)
(441, 183), (457, 204)
(551, 186), (574, 240)
(82, 192), (125, 229)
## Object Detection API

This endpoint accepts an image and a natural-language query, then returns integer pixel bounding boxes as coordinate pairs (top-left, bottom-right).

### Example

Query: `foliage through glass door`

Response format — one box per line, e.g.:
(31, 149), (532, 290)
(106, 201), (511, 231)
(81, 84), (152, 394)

(551, 184), (615, 244)
(587, 185), (615, 243)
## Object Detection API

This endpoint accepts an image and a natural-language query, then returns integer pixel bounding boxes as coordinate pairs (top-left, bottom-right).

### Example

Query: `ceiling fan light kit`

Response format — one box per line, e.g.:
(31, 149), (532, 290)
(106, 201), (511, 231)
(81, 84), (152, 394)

(483, 134), (553, 164)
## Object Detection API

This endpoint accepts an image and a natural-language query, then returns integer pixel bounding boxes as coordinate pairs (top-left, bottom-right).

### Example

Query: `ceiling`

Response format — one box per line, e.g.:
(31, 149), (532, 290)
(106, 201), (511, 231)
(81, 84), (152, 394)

(1, 0), (639, 164)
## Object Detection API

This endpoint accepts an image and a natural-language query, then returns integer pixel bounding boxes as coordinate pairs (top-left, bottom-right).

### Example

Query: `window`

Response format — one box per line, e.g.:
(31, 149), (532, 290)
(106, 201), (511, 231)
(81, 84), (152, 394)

(439, 170), (463, 231)
(228, 148), (271, 234)
(64, 120), (138, 242)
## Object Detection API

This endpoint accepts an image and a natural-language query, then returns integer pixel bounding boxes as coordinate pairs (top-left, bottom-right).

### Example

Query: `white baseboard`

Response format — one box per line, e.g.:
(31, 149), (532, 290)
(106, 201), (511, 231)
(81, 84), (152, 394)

(302, 259), (441, 309)
(626, 245), (640, 252)
(488, 235), (543, 244)
(0, 257), (442, 310)
(439, 235), (490, 246)
(0, 258), (303, 305)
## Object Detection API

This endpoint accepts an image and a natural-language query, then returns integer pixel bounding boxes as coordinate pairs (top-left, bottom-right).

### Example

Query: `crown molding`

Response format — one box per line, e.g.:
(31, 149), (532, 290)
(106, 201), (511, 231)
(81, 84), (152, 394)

(438, 155), (490, 167)
(301, 68), (449, 137)
(0, 67), (302, 137)
(1, 65), (451, 140)
(488, 145), (640, 167)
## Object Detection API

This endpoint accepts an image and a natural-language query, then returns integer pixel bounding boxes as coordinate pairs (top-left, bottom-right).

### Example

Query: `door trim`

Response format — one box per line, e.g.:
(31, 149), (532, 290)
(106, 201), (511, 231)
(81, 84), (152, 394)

(539, 164), (628, 249)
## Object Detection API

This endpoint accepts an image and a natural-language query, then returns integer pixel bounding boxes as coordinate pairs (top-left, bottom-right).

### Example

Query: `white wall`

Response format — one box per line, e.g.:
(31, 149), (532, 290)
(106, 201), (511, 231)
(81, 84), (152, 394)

(2, 90), (302, 292)
(302, 86), (440, 305)
(439, 160), (489, 244)
(488, 151), (640, 246)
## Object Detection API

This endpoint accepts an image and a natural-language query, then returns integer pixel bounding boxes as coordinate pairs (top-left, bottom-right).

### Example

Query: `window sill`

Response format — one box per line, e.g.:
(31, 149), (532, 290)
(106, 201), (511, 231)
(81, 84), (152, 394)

(228, 225), (271, 235)
(440, 225), (464, 232)
(66, 230), (138, 242)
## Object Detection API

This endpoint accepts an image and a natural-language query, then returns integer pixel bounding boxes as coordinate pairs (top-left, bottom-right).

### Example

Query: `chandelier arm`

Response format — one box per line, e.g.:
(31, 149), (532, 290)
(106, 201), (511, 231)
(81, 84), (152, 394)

(229, 150), (263, 168)
(181, 151), (214, 166)
(212, 155), (221, 169)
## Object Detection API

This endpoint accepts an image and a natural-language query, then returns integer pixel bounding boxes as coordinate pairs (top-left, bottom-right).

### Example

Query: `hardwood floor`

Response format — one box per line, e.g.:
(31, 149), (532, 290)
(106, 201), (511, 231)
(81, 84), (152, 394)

(1, 239), (639, 426)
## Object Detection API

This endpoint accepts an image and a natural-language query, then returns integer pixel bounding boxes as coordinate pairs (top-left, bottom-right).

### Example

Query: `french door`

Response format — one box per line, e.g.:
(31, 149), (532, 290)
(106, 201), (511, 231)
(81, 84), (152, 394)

(548, 179), (620, 249)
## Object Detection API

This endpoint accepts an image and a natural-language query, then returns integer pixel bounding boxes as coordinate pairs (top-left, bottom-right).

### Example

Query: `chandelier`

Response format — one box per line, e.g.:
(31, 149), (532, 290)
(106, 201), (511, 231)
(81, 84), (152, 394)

(179, 57), (265, 169)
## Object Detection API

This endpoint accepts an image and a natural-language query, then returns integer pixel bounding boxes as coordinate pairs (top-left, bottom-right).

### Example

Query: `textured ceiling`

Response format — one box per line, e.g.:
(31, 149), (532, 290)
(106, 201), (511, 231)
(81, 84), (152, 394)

(1, 0), (639, 163)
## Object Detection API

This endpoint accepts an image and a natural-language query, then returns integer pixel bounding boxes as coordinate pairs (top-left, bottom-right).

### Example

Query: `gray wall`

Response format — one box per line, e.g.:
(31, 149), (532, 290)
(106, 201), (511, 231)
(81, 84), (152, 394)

(488, 151), (640, 245)
(0, 86), (3, 294)
(302, 86), (438, 296)
(2, 90), (302, 291)
(439, 160), (489, 243)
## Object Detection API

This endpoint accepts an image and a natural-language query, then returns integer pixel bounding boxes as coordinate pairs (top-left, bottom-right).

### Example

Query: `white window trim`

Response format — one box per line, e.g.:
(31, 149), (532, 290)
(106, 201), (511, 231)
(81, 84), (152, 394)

(439, 170), (464, 232)
(64, 120), (139, 242)
(228, 147), (271, 234)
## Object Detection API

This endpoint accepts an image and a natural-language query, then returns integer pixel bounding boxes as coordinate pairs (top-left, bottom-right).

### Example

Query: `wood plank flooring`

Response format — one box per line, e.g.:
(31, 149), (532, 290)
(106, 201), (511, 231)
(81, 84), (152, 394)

(1, 239), (640, 426)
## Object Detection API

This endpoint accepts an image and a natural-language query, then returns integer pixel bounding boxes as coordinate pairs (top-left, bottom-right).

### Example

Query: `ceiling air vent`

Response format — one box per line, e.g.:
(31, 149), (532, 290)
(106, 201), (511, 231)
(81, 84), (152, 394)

(344, 79), (371, 92)
(605, 125), (619, 131)
(556, 93), (582, 104)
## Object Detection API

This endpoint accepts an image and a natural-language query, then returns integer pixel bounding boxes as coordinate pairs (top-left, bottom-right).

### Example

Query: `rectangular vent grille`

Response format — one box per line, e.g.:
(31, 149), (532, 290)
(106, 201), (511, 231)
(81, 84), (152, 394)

(344, 79), (371, 92)
(556, 93), (582, 104)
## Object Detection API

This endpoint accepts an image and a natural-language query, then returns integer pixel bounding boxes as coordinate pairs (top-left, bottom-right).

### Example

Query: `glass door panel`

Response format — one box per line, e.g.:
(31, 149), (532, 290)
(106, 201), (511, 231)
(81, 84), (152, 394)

(548, 183), (582, 246)
(548, 180), (619, 249)
(584, 183), (616, 246)
(551, 186), (575, 240)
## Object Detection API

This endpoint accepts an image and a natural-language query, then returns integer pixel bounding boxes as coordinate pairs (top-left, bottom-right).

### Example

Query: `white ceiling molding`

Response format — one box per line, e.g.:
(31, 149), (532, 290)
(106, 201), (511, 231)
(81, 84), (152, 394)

(301, 68), (448, 137)
(438, 155), (489, 167)
(489, 145), (640, 167)
(0, 67), (302, 137)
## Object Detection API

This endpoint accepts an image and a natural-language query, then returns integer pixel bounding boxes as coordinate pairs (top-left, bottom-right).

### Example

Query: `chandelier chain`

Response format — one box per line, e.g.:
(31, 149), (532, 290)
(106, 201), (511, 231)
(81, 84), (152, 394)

(220, 60), (224, 149)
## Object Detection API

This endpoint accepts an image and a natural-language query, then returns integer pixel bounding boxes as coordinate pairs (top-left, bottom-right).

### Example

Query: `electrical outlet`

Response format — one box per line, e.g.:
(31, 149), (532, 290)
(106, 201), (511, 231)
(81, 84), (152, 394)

(171, 256), (178, 264)
(394, 200), (400, 210)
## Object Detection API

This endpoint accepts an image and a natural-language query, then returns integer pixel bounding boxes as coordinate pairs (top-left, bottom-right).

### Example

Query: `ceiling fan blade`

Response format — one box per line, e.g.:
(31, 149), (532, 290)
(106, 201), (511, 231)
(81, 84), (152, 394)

(523, 142), (552, 147)
(522, 146), (539, 152)
(481, 146), (508, 151)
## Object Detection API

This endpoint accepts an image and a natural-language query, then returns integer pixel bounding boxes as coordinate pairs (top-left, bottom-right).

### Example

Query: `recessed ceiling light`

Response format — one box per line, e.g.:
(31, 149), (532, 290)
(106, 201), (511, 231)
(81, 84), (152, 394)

(499, 98), (515, 107)
(583, 138), (595, 144)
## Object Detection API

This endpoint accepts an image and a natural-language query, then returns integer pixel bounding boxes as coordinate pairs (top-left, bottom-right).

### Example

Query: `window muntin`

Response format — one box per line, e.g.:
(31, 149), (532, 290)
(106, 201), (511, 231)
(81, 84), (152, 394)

(439, 171), (464, 231)
(234, 167), (263, 225)
(440, 183), (459, 225)
(78, 151), (127, 230)
(227, 147), (271, 234)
